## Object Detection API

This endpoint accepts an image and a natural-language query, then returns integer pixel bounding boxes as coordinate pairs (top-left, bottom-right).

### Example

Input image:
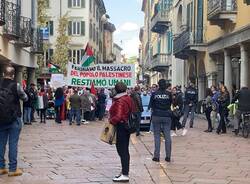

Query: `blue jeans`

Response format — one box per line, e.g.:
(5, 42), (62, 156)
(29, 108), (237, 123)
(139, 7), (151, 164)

(152, 116), (172, 159)
(23, 107), (32, 123)
(135, 112), (142, 135)
(182, 104), (196, 128)
(69, 108), (81, 125)
(0, 118), (22, 171)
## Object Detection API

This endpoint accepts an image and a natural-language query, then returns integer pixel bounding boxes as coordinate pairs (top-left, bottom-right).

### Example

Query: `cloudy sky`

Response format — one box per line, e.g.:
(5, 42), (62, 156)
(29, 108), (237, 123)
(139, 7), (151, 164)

(103, 0), (144, 58)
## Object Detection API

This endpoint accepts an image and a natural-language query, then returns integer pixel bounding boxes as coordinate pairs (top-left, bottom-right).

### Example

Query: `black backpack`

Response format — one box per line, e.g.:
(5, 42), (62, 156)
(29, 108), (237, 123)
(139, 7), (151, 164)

(0, 81), (17, 125)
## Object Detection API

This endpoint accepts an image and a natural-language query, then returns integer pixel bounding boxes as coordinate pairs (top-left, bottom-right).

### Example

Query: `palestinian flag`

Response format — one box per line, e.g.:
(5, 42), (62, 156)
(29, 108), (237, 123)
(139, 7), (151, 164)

(81, 43), (95, 67)
(48, 63), (60, 73)
(90, 82), (97, 96)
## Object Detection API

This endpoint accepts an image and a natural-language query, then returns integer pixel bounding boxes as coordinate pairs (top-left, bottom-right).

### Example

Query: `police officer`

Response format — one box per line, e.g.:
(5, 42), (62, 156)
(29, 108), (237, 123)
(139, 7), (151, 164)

(148, 79), (172, 162)
(181, 81), (198, 135)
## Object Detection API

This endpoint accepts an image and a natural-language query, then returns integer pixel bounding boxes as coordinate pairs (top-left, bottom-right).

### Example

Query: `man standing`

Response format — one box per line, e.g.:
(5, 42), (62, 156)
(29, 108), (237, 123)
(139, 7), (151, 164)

(69, 89), (81, 126)
(130, 86), (143, 136)
(182, 82), (198, 135)
(97, 88), (107, 121)
(148, 79), (172, 162)
(232, 87), (250, 135)
(0, 65), (28, 176)
(29, 83), (37, 122)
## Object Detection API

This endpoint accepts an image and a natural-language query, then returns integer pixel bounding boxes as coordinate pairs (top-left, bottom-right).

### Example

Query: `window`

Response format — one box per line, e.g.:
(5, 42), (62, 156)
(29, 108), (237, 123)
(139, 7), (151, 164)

(68, 0), (85, 8)
(89, 0), (92, 12)
(89, 21), (92, 39)
(69, 49), (84, 64)
(167, 31), (172, 54)
(46, 49), (54, 62)
(93, 24), (96, 42)
(46, 21), (54, 36)
(96, 9), (99, 22)
(68, 21), (85, 36)
(93, 1), (95, 17)
(45, 0), (50, 8)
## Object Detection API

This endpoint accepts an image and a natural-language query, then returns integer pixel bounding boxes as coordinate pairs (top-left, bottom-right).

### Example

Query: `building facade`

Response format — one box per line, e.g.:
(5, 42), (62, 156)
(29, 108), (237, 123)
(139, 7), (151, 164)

(113, 43), (122, 64)
(45, 0), (106, 65)
(103, 21), (116, 63)
(0, 0), (43, 85)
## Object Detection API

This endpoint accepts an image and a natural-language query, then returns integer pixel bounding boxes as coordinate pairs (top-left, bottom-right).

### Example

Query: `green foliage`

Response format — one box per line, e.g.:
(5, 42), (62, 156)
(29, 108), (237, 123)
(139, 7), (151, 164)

(53, 13), (71, 74)
(37, 0), (49, 26)
(127, 56), (137, 64)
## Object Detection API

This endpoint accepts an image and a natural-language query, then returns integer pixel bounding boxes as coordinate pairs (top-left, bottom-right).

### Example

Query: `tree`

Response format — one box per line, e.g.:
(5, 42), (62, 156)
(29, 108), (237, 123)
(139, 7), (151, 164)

(53, 13), (71, 74)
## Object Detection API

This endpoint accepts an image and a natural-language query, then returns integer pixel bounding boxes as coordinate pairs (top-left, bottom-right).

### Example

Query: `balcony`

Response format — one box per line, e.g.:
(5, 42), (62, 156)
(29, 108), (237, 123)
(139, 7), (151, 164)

(207, 0), (237, 25)
(15, 17), (32, 47)
(173, 27), (206, 59)
(151, 53), (171, 72)
(244, 0), (250, 5)
(0, 0), (5, 26)
(31, 28), (44, 54)
(3, 1), (20, 40)
(151, 10), (170, 34)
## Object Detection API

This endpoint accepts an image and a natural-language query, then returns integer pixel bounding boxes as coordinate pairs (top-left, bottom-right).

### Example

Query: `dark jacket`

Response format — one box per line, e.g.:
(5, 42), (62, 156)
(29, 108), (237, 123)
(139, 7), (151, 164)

(109, 93), (134, 125)
(0, 78), (28, 126)
(148, 89), (172, 117)
(184, 86), (198, 105)
(69, 93), (81, 109)
(23, 89), (33, 107)
(172, 92), (183, 110)
(218, 91), (230, 110)
(38, 92), (48, 109)
(80, 94), (91, 112)
(130, 92), (143, 113)
(232, 87), (250, 112)
(97, 93), (106, 104)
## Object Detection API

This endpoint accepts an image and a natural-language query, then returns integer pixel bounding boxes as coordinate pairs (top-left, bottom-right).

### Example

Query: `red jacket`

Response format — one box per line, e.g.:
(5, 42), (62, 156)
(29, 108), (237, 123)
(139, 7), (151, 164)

(109, 93), (134, 125)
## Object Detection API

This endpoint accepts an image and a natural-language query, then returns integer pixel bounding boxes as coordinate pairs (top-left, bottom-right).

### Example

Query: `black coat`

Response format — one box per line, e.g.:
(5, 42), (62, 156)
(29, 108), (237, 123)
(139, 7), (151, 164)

(232, 87), (250, 112)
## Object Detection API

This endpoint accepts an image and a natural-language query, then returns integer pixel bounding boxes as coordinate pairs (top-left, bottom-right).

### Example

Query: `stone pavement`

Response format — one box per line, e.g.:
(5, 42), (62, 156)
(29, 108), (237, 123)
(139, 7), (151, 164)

(1, 118), (250, 184)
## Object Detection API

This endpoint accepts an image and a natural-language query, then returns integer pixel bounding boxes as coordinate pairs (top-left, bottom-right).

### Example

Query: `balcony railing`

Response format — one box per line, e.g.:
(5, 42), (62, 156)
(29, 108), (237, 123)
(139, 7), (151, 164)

(15, 16), (32, 47)
(151, 10), (170, 34)
(31, 28), (44, 54)
(173, 26), (205, 59)
(3, 1), (20, 40)
(207, 0), (237, 20)
(0, 0), (5, 26)
(151, 53), (171, 72)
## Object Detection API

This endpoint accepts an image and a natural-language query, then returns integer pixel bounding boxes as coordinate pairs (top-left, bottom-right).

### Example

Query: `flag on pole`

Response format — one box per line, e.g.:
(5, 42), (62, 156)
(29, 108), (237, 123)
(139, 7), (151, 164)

(48, 63), (60, 73)
(81, 43), (95, 67)
(90, 82), (97, 96)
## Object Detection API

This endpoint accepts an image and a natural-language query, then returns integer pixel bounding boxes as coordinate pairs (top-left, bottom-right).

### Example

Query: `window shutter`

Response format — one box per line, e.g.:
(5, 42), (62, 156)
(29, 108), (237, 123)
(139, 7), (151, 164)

(68, 21), (72, 35)
(81, 0), (85, 8)
(49, 21), (53, 35)
(68, 50), (72, 61)
(49, 49), (54, 58)
(81, 21), (85, 36)
(68, 0), (72, 8)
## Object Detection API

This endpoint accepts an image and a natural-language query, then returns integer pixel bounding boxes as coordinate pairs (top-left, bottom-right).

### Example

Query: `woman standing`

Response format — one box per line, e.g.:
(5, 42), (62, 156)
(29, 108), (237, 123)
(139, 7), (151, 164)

(203, 88), (213, 132)
(109, 82), (134, 182)
(38, 88), (48, 123)
(217, 86), (230, 134)
(54, 87), (64, 124)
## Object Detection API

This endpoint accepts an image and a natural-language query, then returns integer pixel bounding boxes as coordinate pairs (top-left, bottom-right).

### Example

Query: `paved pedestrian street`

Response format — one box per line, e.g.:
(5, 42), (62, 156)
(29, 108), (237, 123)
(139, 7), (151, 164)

(1, 119), (250, 184)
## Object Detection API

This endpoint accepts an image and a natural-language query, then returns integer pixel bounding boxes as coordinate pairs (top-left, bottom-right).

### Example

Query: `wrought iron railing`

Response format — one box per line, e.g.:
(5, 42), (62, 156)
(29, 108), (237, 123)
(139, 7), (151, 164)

(3, 1), (20, 38)
(31, 28), (44, 54)
(173, 26), (205, 54)
(0, 0), (5, 26)
(17, 16), (32, 46)
(207, 0), (237, 18)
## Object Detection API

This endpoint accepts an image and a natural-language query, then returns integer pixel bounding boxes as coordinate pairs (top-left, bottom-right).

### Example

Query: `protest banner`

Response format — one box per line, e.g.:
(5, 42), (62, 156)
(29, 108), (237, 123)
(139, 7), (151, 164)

(67, 63), (136, 88)
(50, 74), (65, 88)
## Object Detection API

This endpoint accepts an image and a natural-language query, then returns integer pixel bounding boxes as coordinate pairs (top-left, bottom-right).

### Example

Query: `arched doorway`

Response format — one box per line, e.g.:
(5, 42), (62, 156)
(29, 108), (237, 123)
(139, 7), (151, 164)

(198, 60), (207, 100)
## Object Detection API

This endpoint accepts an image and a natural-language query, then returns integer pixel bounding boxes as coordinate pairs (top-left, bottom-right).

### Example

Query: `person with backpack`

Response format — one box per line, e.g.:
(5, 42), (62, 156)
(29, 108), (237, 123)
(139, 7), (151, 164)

(0, 65), (28, 177)
(109, 82), (134, 182)
(203, 88), (213, 132)
(148, 79), (172, 162)
(130, 86), (143, 136)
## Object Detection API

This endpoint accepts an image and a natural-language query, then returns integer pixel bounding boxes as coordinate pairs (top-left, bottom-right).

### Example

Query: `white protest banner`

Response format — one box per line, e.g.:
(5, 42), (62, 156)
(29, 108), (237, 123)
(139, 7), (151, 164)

(67, 63), (136, 88)
(50, 74), (65, 88)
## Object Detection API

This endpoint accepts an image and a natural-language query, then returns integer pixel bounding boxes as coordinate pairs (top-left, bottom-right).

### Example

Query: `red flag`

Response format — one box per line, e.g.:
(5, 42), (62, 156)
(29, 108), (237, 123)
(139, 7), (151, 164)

(90, 82), (97, 96)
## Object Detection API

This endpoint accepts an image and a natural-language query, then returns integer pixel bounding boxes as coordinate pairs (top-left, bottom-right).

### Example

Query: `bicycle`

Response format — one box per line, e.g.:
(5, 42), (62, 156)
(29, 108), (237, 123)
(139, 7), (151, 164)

(241, 112), (250, 138)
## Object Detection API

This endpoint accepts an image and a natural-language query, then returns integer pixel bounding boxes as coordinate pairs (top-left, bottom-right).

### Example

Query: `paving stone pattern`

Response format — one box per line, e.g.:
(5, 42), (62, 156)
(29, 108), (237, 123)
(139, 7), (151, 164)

(1, 119), (250, 184)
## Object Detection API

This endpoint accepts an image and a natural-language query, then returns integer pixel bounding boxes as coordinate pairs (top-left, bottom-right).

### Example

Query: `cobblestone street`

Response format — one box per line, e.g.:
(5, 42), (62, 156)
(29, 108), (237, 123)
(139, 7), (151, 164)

(1, 119), (250, 184)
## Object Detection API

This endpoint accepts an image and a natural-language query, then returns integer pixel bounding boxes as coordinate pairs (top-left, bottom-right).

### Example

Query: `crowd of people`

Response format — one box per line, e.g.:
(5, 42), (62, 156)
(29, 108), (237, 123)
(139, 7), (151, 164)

(1, 64), (250, 182)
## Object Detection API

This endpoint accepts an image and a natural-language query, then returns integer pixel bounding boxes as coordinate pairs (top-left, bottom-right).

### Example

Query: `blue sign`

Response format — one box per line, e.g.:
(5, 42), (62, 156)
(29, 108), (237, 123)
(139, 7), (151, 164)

(40, 27), (49, 40)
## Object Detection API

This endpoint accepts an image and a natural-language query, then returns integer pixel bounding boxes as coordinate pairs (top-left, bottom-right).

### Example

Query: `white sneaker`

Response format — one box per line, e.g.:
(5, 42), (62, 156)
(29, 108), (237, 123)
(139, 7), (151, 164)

(171, 132), (177, 137)
(113, 174), (129, 182)
(83, 121), (89, 125)
(182, 128), (188, 136)
(81, 119), (86, 122)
